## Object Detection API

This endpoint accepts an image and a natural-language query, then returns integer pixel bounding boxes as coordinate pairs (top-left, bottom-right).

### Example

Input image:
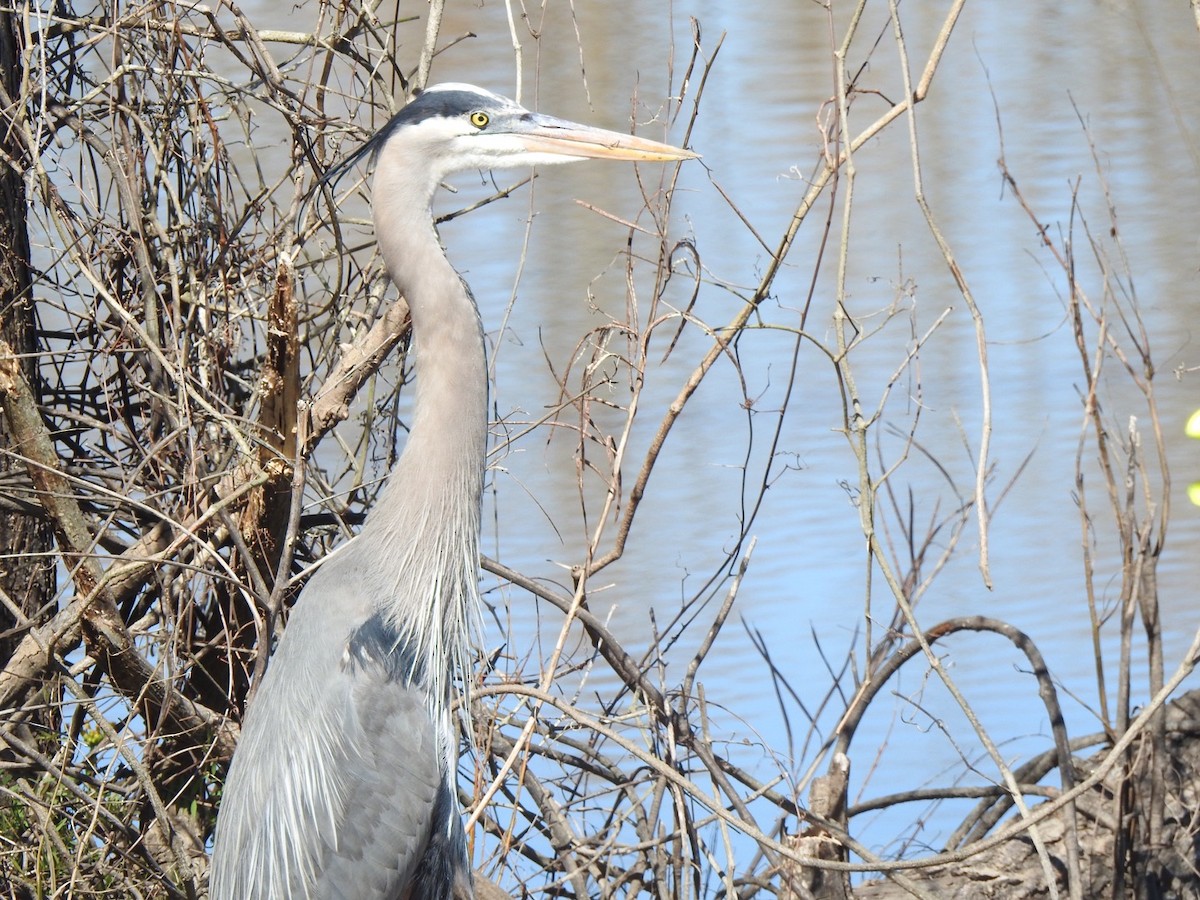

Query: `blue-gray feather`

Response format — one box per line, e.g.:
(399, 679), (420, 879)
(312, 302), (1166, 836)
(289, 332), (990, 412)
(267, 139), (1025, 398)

(213, 89), (498, 900)
(213, 81), (692, 900)
(210, 551), (470, 899)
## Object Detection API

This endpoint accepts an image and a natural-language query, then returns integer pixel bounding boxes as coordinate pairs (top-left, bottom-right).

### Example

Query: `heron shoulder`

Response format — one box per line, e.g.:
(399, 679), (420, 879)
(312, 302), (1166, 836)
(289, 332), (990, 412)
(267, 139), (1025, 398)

(345, 611), (428, 686)
(211, 592), (449, 897)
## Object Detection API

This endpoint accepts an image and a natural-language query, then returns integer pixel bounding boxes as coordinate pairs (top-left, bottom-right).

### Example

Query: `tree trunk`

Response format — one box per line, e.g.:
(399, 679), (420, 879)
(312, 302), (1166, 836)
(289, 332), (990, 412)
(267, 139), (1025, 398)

(0, 5), (57, 775)
(0, 8), (55, 670)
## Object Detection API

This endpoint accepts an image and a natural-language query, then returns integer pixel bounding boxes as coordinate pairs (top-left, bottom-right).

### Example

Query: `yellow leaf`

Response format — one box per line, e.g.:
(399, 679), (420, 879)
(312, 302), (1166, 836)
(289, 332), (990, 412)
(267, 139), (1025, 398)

(1187, 410), (1200, 438)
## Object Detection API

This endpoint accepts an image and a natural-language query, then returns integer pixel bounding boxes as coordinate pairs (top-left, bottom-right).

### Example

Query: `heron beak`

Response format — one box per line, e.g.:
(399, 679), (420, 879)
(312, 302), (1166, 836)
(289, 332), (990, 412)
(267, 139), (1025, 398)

(509, 113), (698, 162)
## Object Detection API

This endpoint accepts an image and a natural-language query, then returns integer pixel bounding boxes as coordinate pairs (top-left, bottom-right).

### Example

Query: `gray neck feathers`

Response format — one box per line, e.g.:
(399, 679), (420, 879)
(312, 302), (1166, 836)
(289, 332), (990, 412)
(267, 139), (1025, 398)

(359, 167), (487, 721)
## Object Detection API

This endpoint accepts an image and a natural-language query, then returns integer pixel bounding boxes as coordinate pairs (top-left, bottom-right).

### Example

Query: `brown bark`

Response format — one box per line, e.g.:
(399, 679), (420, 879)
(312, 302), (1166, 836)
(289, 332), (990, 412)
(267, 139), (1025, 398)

(783, 752), (853, 900)
(854, 690), (1200, 899)
(0, 6), (55, 695)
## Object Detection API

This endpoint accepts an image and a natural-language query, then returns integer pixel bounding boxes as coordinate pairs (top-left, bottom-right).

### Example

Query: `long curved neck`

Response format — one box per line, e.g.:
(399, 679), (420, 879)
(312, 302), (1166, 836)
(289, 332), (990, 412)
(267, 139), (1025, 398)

(358, 164), (487, 710)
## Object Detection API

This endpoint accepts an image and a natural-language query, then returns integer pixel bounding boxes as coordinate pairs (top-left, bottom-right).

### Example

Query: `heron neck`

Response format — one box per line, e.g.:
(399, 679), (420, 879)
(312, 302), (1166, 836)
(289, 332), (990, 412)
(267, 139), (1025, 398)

(358, 187), (487, 707)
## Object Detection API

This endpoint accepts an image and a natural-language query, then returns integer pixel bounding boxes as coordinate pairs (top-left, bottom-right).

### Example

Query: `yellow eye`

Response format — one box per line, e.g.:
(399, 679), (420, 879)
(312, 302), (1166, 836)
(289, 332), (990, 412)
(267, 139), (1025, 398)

(469, 111), (489, 129)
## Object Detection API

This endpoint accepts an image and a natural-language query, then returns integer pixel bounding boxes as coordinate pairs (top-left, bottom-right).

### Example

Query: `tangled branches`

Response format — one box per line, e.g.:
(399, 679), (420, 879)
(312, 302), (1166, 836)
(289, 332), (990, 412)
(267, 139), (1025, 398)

(0, 1), (1195, 898)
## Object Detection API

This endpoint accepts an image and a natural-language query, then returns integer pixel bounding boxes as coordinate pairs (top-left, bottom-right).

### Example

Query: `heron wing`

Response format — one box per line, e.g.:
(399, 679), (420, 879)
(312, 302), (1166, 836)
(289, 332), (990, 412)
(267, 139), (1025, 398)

(310, 613), (450, 898)
(211, 570), (463, 899)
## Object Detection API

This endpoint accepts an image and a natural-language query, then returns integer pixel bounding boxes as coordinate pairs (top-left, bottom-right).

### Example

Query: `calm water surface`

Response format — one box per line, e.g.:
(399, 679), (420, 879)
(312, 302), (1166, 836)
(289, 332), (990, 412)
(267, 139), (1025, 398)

(252, 0), (1200, 858)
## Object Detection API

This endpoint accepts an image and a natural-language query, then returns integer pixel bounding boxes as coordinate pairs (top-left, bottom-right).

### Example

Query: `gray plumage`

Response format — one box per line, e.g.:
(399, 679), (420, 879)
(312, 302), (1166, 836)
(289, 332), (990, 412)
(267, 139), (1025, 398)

(209, 83), (694, 900)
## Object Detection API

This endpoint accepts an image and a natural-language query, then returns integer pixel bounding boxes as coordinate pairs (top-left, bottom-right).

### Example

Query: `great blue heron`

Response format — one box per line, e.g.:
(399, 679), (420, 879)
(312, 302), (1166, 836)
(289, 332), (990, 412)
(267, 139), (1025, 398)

(209, 83), (695, 899)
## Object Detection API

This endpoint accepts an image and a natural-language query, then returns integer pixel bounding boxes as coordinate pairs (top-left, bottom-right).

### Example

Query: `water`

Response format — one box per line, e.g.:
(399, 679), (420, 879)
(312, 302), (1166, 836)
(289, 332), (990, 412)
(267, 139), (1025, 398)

(260, 0), (1200, 869)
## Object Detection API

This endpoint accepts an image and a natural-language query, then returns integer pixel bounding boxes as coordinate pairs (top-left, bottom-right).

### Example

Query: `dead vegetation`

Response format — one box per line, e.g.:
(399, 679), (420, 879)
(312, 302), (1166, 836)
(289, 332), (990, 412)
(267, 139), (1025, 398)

(0, 1), (1196, 898)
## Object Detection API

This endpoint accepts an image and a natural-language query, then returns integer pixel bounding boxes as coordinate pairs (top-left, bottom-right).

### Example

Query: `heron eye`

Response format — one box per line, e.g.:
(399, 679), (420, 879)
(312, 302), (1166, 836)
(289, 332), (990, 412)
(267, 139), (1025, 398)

(469, 111), (489, 129)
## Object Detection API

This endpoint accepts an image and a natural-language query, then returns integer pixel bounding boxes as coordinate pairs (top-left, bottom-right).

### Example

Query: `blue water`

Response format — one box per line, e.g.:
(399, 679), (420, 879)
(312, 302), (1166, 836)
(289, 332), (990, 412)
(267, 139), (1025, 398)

(269, 0), (1200, 876)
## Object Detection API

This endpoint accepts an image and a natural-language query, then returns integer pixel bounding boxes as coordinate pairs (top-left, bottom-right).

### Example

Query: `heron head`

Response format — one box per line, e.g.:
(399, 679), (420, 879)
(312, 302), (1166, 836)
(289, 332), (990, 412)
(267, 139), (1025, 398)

(320, 83), (696, 194)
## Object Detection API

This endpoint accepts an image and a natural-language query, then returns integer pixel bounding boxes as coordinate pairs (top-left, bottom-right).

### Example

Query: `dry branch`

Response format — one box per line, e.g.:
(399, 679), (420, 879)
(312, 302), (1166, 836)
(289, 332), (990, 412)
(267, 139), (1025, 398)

(0, 1), (1193, 897)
